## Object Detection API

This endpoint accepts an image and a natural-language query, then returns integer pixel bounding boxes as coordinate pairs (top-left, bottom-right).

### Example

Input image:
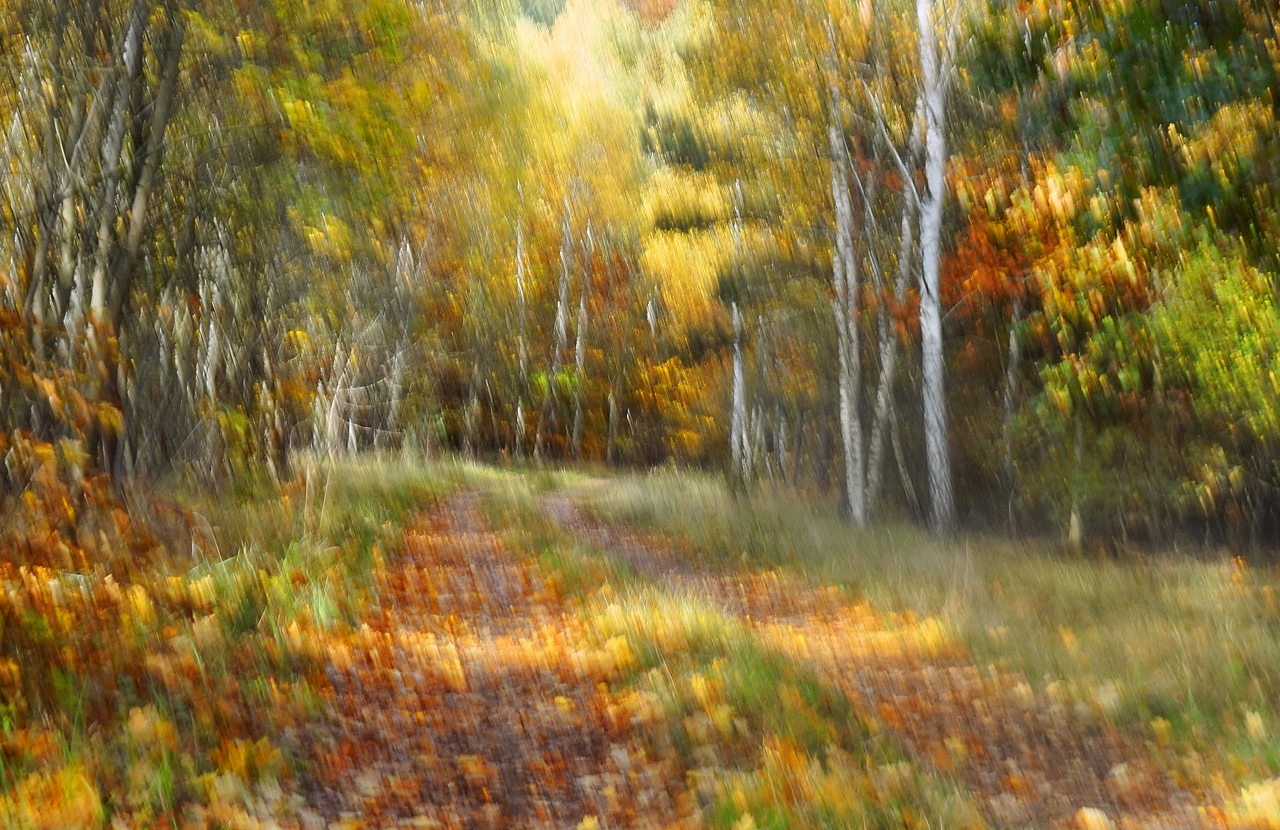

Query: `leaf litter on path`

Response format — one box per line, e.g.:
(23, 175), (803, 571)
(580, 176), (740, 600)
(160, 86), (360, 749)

(287, 492), (695, 829)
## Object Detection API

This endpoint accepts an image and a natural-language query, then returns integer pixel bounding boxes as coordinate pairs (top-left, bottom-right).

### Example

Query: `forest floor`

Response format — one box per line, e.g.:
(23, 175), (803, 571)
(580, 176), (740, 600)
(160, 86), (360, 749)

(3, 461), (1280, 829)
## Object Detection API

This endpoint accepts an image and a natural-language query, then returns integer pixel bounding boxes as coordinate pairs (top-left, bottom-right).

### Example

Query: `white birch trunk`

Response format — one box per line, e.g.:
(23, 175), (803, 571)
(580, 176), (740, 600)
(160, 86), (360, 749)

(729, 181), (748, 479)
(750, 404), (763, 476)
(465, 360), (480, 458)
(572, 294), (586, 459)
(730, 302), (747, 476)
(829, 102), (866, 526)
(536, 210), (571, 461)
(571, 225), (591, 459)
(108, 13), (183, 327)
(1068, 414), (1084, 551)
(348, 396), (358, 454)
(775, 413), (788, 484)
(92, 8), (144, 319)
(515, 201), (528, 459)
(515, 399), (526, 461)
(324, 359), (347, 460)
(918, 0), (955, 532)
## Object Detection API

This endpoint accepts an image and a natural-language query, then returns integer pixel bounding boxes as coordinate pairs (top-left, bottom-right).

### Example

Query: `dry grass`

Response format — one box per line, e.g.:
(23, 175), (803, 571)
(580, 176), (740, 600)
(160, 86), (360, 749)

(582, 470), (1280, 788)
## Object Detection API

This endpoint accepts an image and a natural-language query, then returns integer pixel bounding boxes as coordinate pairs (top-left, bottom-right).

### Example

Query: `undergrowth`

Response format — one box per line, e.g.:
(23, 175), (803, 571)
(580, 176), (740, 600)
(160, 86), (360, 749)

(0, 453), (453, 829)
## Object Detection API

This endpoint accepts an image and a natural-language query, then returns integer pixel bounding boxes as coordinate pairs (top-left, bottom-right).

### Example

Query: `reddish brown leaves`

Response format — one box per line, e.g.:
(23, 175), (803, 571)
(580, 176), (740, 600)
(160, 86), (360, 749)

(290, 494), (694, 829)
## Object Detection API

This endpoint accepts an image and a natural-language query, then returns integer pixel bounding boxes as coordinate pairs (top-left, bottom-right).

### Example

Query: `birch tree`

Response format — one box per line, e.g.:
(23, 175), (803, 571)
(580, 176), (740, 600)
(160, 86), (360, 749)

(535, 209), (574, 461)
(828, 89), (866, 525)
(917, 0), (957, 532)
(726, 300), (747, 477)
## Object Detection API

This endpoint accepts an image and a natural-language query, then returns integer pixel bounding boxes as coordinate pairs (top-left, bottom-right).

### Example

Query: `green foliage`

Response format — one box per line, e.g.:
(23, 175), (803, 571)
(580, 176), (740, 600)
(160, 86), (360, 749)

(1013, 235), (1280, 535)
(1155, 241), (1280, 442)
(1152, 241), (1280, 517)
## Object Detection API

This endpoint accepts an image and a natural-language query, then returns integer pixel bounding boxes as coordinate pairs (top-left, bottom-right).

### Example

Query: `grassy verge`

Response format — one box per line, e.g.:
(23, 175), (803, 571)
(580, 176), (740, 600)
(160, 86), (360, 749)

(580, 470), (1280, 797)
(482, 473), (987, 830)
(0, 453), (454, 829)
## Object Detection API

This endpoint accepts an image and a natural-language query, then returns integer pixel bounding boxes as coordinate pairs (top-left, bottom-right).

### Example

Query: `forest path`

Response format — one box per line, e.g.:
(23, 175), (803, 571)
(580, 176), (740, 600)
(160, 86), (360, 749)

(290, 492), (693, 829)
(539, 492), (1209, 830)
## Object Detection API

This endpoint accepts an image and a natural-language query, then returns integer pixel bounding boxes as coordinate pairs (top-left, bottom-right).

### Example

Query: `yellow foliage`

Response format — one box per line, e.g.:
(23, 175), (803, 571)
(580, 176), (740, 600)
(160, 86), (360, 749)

(126, 584), (155, 627)
(1075, 807), (1115, 830)
(1225, 778), (1280, 829)
(1247, 710), (1269, 744)
(212, 737), (286, 784)
(641, 231), (723, 324)
(644, 168), (731, 230)
(0, 766), (101, 830)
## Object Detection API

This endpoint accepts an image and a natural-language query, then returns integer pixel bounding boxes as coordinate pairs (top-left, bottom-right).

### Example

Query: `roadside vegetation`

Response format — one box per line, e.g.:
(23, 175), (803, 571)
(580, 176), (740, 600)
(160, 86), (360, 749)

(582, 471), (1280, 806)
(0, 455), (452, 828)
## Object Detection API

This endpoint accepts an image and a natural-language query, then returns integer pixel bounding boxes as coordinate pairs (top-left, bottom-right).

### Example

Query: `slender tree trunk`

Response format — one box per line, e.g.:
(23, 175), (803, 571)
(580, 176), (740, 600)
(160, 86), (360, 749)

(891, 406), (922, 518)
(730, 301), (747, 477)
(729, 182), (748, 479)
(751, 312), (768, 473)
(1068, 414), (1084, 552)
(487, 380), (500, 456)
(384, 342), (406, 449)
(607, 389), (618, 466)
(789, 413), (800, 485)
(917, 0), (954, 532)
(321, 337), (351, 460)
(51, 31), (110, 327)
(536, 209), (571, 461)
(348, 392), (359, 455)
(572, 294), (587, 459)
(515, 399), (526, 461)
(775, 407), (787, 484)
(515, 195), (528, 460)
(23, 0), (69, 349)
(571, 227), (590, 459)
(1003, 297), (1022, 535)
(107, 8), (183, 328)
(829, 97), (866, 526)
(92, 4), (145, 318)
(73, 11), (144, 475)
(465, 360), (481, 458)
(750, 403), (763, 475)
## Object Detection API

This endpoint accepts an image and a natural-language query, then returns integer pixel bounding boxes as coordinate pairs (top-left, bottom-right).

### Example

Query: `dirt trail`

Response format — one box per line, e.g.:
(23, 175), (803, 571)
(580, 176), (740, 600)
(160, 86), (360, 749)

(540, 493), (1209, 830)
(289, 493), (692, 829)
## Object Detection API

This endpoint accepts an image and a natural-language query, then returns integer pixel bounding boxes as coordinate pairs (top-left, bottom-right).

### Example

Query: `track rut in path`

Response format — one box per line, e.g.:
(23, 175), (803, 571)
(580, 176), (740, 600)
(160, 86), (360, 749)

(539, 493), (1210, 830)
(287, 492), (693, 829)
